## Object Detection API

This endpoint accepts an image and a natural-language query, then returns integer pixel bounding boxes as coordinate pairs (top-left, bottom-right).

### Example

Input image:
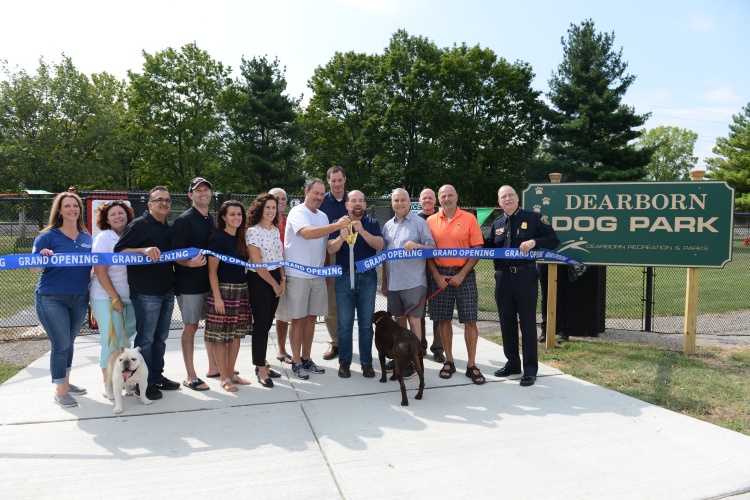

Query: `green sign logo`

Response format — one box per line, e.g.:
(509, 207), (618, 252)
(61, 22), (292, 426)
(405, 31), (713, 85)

(523, 182), (734, 268)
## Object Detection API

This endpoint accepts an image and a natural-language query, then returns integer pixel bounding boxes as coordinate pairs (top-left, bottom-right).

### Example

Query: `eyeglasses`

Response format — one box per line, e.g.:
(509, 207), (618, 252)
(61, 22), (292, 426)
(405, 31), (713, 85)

(150, 198), (172, 204)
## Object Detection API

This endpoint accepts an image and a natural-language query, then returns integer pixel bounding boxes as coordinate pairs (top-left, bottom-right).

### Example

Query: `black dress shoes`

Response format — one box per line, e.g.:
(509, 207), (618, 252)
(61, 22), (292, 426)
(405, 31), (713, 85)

(338, 363), (351, 378)
(520, 375), (536, 387)
(494, 366), (522, 377)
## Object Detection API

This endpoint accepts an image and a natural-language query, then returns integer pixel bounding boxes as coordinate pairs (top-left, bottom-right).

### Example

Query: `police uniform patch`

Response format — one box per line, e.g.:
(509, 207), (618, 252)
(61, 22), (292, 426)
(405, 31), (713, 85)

(540, 215), (550, 225)
(495, 228), (505, 235)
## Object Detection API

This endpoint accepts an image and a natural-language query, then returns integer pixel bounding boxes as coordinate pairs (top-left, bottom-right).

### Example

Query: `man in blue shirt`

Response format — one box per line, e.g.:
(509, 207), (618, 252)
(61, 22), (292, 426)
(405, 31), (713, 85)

(327, 190), (383, 378)
(319, 166), (349, 360)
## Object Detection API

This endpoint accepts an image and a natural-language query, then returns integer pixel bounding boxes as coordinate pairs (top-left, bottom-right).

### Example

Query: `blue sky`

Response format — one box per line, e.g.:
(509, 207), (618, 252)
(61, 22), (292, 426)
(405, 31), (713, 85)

(3, 0), (748, 168)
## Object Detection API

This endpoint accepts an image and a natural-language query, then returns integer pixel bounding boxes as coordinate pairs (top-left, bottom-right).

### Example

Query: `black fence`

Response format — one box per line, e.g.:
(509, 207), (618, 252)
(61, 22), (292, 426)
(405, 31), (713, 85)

(1, 191), (748, 341)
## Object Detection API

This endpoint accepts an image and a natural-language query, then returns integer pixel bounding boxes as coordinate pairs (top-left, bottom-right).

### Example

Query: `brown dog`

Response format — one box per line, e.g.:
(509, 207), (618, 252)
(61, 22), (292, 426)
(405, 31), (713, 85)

(372, 310), (425, 406)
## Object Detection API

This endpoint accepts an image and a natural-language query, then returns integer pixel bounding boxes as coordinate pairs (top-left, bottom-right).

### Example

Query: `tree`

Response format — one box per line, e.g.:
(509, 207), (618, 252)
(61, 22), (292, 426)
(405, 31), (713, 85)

(300, 50), (382, 194)
(0, 56), (129, 192)
(221, 56), (303, 193)
(127, 42), (229, 191)
(637, 126), (698, 181)
(544, 19), (652, 182)
(439, 43), (544, 204)
(706, 102), (750, 210)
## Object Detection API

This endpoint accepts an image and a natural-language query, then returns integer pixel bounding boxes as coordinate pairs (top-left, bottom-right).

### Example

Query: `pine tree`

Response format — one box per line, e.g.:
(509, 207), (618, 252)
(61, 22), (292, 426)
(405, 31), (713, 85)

(544, 19), (651, 181)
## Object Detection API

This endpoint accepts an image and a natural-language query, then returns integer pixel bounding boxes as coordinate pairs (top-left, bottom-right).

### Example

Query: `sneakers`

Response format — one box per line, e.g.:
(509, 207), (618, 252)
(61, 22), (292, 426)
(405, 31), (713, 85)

(302, 358), (325, 374)
(385, 359), (395, 372)
(53, 392), (78, 408)
(292, 362), (310, 380)
(135, 384), (163, 400)
(402, 363), (416, 380)
(153, 377), (180, 390)
(67, 383), (87, 395)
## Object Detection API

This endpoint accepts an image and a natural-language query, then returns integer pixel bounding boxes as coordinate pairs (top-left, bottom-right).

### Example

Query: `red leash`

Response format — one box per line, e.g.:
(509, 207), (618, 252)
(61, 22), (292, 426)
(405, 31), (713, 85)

(401, 277), (451, 318)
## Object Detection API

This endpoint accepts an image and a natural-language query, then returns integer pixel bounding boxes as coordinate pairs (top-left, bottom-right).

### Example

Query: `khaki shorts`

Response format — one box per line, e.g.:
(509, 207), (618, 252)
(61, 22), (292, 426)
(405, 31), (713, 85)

(275, 293), (289, 323)
(286, 276), (328, 320)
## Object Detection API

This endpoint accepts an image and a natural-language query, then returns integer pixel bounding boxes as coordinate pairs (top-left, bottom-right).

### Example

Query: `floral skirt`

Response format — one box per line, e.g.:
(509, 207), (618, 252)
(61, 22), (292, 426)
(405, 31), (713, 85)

(205, 282), (252, 343)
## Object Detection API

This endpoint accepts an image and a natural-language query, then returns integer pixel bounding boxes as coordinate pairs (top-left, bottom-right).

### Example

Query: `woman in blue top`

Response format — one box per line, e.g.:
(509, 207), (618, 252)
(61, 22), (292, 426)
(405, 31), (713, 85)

(33, 192), (93, 408)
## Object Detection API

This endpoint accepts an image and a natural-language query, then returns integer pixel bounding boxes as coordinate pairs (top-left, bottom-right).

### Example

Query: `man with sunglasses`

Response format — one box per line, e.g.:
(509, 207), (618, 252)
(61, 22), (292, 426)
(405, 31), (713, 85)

(115, 186), (180, 401)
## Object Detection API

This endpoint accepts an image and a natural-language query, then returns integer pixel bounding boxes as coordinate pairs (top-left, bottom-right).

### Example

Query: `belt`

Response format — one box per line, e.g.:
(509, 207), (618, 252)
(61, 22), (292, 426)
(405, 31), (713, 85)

(342, 268), (375, 275)
(437, 265), (463, 272)
(498, 262), (535, 274)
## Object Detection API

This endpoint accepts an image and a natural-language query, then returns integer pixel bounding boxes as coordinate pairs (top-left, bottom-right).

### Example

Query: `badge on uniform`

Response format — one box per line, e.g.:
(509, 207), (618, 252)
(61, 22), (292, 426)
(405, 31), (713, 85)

(521, 222), (528, 229)
(541, 215), (551, 225)
(495, 228), (505, 235)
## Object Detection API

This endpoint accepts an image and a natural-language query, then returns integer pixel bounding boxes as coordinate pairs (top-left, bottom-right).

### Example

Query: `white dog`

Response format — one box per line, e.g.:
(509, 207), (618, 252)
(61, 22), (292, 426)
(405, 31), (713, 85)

(105, 347), (152, 414)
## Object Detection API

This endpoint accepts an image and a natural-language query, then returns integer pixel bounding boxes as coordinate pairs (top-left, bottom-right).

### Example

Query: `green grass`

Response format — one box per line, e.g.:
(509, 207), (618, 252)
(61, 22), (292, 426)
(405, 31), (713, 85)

(0, 270), (39, 319)
(482, 332), (750, 436)
(0, 359), (25, 384)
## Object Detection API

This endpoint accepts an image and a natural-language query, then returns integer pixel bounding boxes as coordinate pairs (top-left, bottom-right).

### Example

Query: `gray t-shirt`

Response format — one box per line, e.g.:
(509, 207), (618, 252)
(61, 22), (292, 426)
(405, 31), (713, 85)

(382, 212), (435, 291)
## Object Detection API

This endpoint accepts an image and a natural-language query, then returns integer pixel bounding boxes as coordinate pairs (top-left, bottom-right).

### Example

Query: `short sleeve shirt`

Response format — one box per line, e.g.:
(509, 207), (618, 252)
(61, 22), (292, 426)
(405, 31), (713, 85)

(33, 228), (93, 295)
(246, 224), (283, 272)
(329, 215), (383, 272)
(208, 230), (248, 284)
(382, 212), (434, 290)
(426, 207), (484, 267)
(284, 203), (330, 279)
(90, 229), (130, 301)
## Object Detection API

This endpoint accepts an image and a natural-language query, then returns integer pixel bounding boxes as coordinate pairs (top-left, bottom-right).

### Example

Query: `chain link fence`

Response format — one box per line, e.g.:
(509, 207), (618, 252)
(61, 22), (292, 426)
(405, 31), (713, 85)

(1, 192), (748, 340)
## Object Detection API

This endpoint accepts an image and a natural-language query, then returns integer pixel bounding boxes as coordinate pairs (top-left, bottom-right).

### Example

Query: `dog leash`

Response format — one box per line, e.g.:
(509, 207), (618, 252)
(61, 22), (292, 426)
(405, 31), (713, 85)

(107, 297), (129, 350)
(401, 276), (451, 318)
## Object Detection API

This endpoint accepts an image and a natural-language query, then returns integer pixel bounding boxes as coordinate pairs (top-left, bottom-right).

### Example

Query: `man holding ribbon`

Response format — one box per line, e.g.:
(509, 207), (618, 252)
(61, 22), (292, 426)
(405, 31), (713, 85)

(285, 178), (350, 380)
(426, 185), (486, 385)
(486, 185), (559, 387)
(327, 190), (383, 379)
(114, 186), (183, 401)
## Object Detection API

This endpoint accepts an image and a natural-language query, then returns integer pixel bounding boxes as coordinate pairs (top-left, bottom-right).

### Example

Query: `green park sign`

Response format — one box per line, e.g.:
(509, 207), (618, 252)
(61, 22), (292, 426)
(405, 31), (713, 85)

(523, 181), (735, 268)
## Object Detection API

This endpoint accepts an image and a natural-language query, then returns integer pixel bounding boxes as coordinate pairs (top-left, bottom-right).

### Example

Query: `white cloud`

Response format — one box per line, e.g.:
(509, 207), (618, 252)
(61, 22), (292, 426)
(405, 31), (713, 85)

(704, 85), (742, 104)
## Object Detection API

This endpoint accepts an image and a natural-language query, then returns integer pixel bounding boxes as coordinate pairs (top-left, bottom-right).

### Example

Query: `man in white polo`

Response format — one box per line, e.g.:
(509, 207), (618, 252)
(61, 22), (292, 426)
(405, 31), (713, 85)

(285, 178), (350, 379)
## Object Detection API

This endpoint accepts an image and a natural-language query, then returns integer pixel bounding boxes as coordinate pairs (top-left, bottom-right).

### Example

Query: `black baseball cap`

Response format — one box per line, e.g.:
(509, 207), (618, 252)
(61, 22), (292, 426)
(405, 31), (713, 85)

(189, 177), (212, 192)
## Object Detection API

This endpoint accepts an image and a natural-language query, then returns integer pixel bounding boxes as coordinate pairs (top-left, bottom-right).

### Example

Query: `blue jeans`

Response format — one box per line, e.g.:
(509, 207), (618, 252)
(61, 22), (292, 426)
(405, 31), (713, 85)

(35, 292), (89, 384)
(335, 271), (377, 366)
(131, 290), (174, 384)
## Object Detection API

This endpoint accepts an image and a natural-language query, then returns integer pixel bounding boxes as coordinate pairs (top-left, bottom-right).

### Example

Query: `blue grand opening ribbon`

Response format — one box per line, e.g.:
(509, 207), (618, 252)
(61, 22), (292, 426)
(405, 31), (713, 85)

(355, 248), (587, 272)
(0, 247), (342, 277)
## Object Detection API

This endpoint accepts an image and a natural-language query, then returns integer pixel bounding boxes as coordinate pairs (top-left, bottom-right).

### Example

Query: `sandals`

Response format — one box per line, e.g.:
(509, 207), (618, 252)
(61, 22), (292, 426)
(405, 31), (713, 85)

(276, 353), (293, 364)
(207, 370), (238, 379)
(231, 374), (252, 385)
(182, 378), (210, 391)
(439, 360), (456, 379)
(220, 378), (238, 392)
(465, 365), (486, 385)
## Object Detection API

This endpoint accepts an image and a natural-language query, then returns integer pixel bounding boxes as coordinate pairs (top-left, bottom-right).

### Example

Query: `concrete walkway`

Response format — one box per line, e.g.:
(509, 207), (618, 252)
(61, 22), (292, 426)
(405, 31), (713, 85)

(1, 323), (750, 499)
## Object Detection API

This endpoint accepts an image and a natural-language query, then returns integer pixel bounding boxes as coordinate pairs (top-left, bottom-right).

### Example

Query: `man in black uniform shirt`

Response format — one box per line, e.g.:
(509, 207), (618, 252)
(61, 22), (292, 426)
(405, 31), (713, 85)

(114, 186), (180, 400)
(485, 185), (559, 387)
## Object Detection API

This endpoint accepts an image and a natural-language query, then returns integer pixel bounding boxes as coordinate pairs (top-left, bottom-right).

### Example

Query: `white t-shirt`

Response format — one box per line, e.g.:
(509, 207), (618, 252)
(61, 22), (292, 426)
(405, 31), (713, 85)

(284, 203), (330, 279)
(89, 229), (131, 301)
(246, 224), (283, 271)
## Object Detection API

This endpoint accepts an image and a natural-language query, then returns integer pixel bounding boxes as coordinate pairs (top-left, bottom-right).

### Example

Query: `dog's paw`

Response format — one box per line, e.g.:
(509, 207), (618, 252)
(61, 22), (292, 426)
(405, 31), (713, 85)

(113, 406), (124, 415)
(105, 393), (115, 400)
(142, 398), (153, 405)
(379, 377), (387, 383)
(124, 389), (134, 396)
(401, 400), (409, 406)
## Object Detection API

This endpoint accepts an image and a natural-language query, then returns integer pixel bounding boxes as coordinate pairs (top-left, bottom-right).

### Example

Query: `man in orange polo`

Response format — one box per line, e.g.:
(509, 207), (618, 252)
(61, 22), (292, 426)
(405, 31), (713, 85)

(426, 185), (486, 385)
